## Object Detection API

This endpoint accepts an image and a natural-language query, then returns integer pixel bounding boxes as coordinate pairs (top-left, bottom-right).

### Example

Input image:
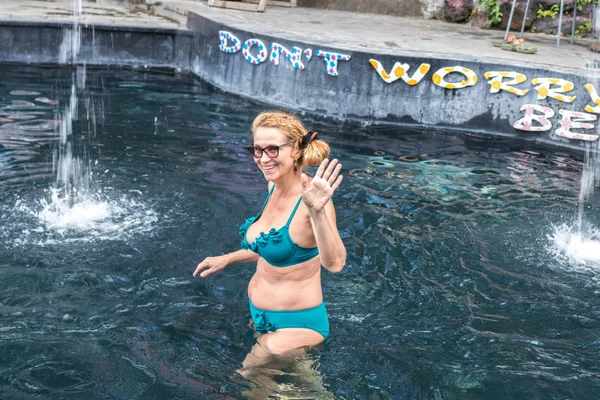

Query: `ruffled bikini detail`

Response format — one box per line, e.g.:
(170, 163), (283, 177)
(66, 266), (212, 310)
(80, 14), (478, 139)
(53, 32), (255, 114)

(252, 309), (277, 334)
(239, 186), (319, 267)
(240, 221), (284, 251)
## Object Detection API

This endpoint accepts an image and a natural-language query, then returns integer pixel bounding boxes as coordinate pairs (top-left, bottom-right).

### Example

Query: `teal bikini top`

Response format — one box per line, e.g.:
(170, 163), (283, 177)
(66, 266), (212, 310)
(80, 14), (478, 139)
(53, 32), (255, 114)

(239, 186), (319, 267)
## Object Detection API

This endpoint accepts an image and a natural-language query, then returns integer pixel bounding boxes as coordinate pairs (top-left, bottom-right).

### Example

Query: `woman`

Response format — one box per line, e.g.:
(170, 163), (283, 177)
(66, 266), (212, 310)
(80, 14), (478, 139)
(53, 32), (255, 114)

(193, 111), (346, 359)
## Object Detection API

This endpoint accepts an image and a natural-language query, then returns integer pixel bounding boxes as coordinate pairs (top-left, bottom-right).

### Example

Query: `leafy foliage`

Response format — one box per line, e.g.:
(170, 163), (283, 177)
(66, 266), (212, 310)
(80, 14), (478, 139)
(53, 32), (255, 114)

(536, 4), (559, 19)
(574, 22), (592, 35)
(577, 0), (600, 12)
(482, 0), (503, 26)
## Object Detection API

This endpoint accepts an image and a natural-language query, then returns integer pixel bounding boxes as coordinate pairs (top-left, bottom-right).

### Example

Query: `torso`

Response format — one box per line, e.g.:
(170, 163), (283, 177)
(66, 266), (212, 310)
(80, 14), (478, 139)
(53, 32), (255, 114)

(244, 186), (324, 310)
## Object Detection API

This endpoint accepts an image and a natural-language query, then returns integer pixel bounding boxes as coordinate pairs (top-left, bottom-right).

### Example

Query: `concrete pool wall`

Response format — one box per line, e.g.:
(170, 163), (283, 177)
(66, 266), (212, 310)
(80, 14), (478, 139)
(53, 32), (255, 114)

(0, 21), (191, 69)
(186, 12), (599, 151)
(0, 5), (598, 151)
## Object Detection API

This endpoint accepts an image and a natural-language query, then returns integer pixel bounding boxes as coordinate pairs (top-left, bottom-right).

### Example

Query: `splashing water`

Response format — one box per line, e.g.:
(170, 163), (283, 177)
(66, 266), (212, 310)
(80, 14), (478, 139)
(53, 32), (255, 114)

(549, 135), (600, 266)
(55, 0), (87, 198)
(550, 224), (600, 267)
(58, 0), (83, 65)
(38, 188), (112, 231)
(576, 141), (600, 232)
(3, 0), (158, 243)
(6, 188), (159, 247)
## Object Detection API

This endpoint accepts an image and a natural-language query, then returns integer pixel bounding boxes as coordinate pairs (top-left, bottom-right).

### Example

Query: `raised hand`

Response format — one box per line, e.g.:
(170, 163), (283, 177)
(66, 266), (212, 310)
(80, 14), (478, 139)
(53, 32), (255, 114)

(301, 158), (343, 213)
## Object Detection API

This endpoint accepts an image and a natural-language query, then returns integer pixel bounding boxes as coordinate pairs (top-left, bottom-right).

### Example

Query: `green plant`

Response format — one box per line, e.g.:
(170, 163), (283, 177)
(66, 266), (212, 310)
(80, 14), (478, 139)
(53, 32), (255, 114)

(577, 0), (600, 12)
(574, 22), (592, 35)
(482, 0), (503, 26)
(537, 4), (560, 19)
(470, 8), (479, 20)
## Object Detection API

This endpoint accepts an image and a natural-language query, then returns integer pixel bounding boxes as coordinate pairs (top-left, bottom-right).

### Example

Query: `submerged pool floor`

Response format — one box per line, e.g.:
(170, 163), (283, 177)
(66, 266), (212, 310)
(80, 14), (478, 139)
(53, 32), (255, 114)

(0, 64), (599, 399)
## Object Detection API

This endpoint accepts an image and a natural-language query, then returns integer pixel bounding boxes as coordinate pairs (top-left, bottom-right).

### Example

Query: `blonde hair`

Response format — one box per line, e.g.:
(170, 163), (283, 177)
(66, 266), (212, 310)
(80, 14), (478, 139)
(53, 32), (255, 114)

(251, 111), (330, 167)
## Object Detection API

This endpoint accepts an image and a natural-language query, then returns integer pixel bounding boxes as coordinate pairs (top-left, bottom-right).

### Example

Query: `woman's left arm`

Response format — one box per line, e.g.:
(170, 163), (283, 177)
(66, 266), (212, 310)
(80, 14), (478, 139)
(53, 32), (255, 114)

(302, 159), (347, 273)
(308, 202), (346, 273)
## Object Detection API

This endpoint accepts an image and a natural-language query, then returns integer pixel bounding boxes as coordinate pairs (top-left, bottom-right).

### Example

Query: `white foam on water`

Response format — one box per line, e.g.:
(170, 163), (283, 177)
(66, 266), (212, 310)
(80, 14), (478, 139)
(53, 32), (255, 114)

(6, 188), (159, 247)
(549, 224), (600, 268)
(37, 188), (113, 230)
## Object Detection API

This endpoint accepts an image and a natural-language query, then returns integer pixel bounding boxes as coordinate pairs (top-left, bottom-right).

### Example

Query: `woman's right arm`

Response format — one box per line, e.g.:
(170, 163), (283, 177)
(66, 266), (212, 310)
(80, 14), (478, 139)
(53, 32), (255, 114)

(193, 250), (259, 278)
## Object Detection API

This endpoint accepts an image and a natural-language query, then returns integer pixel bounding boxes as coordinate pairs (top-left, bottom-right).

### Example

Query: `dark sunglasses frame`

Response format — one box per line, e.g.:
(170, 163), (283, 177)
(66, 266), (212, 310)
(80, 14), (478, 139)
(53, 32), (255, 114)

(247, 141), (295, 158)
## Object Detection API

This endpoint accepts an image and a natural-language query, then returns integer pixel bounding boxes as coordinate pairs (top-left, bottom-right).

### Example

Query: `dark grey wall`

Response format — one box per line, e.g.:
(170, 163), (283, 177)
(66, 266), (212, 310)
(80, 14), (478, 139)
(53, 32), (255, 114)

(0, 21), (192, 68)
(187, 12), (596, 151)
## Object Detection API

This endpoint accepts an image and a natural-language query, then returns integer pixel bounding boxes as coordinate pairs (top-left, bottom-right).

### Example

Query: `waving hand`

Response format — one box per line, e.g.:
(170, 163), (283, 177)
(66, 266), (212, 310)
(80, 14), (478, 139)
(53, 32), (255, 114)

(301, 159), (343, 212)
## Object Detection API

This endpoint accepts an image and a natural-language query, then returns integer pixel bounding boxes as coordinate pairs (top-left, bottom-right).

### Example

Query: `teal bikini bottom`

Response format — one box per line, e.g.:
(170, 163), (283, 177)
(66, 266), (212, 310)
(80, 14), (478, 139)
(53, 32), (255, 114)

(248, 299), (330, 339)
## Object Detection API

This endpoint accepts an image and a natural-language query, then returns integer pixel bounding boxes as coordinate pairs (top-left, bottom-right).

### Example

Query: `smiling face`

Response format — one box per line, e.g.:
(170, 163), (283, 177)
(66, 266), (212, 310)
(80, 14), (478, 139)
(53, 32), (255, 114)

(252, 126), (298, 182)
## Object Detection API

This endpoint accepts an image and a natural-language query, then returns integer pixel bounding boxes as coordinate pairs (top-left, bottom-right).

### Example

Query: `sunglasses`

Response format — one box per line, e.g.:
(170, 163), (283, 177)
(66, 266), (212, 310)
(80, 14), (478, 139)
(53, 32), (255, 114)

(247, 141), (295, 158)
